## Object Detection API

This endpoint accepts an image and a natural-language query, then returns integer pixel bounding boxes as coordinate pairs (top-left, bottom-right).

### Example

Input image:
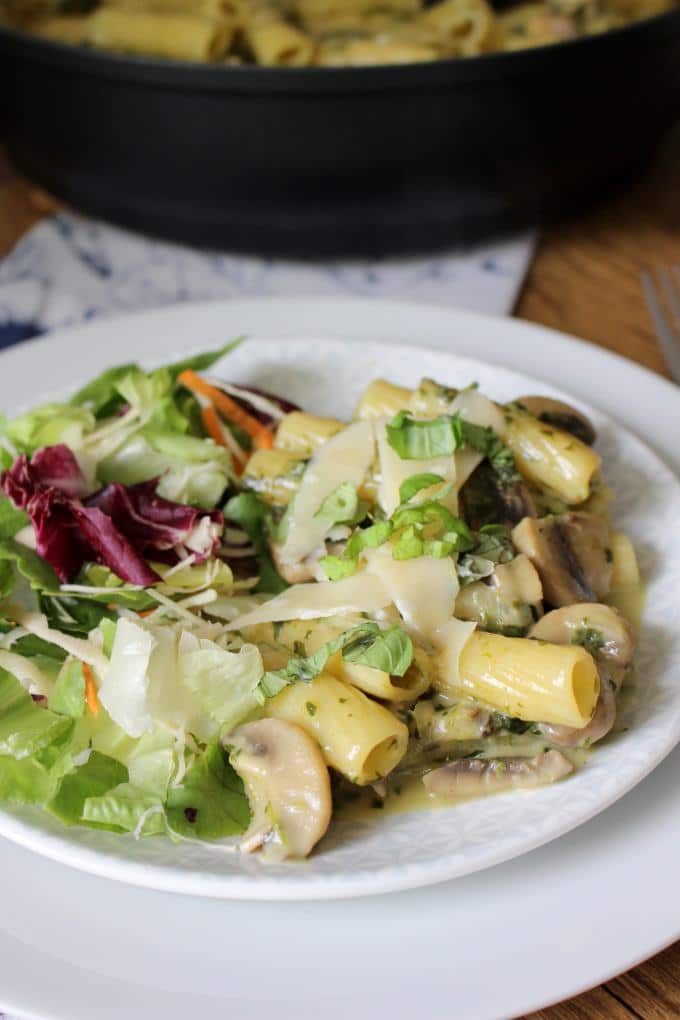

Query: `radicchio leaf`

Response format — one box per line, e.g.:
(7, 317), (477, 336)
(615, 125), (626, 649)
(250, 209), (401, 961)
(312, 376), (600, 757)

(2, 444), (87, 507)
(86, 480), (223, 560)
(0, 448), (223, 585)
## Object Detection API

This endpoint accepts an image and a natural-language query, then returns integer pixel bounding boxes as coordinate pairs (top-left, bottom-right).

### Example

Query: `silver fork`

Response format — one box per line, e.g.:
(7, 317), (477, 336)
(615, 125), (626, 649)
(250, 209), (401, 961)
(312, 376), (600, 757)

(641, 267), (680, 383)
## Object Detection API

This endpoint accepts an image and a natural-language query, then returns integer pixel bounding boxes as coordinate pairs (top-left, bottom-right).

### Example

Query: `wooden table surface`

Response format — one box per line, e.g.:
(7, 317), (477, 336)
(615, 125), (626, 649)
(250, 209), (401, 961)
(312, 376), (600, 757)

(1, 137), (680, 1019)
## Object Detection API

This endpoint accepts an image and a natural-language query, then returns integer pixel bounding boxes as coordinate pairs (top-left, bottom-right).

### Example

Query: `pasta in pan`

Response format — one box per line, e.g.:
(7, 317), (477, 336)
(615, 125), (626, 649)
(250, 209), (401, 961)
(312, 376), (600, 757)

(0, 339), (642, 862)
(3, 0), (676, 65)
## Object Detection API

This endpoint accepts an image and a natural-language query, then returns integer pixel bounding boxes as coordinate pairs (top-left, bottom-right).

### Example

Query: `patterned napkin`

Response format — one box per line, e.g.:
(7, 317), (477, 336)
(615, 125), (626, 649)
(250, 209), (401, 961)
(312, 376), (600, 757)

(0, 212), (535, 346)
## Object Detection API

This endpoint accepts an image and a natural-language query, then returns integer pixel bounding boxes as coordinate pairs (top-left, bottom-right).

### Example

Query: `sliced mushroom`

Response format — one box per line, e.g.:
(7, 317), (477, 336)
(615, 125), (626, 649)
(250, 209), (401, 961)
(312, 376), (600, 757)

(423, 750), (573, 798)
(515, 396), (596, 446)
(455, 554), (543, 634)
(538, 685), (618, 749)
(460, 462), (537, 531)
(227, 718), (331, 860)
(530, 603), (635, 669)
(412, 698), (494, 745)
(530, 603), (635, 748)
(512, 512), (612, 607)
(561, 513), (613, 597)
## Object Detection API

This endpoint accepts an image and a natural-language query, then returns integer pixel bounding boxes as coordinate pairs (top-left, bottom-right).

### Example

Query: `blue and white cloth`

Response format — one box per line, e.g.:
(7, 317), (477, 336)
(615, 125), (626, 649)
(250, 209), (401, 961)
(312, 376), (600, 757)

(0, 212), (535, 347)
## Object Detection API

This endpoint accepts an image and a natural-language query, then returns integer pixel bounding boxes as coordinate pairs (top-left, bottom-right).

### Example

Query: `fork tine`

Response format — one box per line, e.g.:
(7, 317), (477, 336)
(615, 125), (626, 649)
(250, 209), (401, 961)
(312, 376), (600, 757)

(641, 270), (680, 383)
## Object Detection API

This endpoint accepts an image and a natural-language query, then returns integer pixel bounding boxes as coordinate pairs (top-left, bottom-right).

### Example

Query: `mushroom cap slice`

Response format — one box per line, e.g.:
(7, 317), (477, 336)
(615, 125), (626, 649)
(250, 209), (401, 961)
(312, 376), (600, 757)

(512, 512), (612, 608)
(539, 684), (617, 748)
(423, 750), (573, 798)
(227, 718), (331, 860)
(530, 602), (635, 669)
(460, 461), (537, 532)
(515, 396), (596, 446)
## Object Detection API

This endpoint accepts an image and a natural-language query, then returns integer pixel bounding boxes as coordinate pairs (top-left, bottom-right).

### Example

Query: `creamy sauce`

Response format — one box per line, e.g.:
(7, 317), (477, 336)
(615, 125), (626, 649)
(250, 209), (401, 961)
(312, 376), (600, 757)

(335, 742), (591, 824)
(607, 582), (646, 635)
(334, 583), (647, 831)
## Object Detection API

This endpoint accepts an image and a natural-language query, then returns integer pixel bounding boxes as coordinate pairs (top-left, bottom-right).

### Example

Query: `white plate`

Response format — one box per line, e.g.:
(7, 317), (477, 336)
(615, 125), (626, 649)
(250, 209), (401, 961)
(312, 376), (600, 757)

(0, 303), (678, 904)
(0, 298), (679, 1020)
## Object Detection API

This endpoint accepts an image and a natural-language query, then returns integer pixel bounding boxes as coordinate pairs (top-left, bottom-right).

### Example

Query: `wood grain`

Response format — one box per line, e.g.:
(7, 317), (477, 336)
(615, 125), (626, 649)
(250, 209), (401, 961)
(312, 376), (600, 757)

(0, 137), (679, 1019)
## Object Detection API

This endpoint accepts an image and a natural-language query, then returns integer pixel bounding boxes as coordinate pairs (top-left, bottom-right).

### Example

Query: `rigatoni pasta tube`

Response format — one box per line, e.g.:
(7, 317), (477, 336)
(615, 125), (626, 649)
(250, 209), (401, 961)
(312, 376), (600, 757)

(316, 38), (439, 66)
(103, 0), (243, 20)
(25, 14), (90, 44)
(354, 379), (412, 420)
(265, 672), (408, 784)
(241, 448), (303, 506)
(87, 8), (233, 60)
(244, 16), (314, 65)
(504, 404), (601, 504)
(275, 412), (344, 458)
(422, 0), (497, 56)
(271, 619), (431, 703)
(437, 631), (600, 728)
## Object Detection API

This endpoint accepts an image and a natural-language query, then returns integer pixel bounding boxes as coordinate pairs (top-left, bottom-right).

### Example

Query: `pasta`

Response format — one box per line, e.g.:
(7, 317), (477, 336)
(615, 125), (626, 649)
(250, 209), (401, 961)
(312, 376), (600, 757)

(87, 7), (234, 60)
(438, 630), (600, 728)
(265, 671), (410, 783)
(0, 341), (642, 862)
(5, 0), (675, 65)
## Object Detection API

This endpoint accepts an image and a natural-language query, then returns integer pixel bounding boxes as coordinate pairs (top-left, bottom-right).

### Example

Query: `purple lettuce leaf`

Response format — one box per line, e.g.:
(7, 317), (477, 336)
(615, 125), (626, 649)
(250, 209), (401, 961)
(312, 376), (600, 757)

(1, 447), (223, 585)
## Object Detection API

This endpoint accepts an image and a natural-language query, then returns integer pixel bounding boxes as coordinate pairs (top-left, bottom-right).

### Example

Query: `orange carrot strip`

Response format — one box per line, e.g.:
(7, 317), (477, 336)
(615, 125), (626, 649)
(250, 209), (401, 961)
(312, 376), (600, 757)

(201, 405), (229, 448)
(179, 370), (274, 450)
(82, 662), (99, 717)
(202, 406), (248, 476)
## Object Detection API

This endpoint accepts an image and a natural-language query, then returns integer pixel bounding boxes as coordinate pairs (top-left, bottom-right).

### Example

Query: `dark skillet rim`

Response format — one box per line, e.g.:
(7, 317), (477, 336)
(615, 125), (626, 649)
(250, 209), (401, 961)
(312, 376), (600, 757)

(1, 7), (680, 92)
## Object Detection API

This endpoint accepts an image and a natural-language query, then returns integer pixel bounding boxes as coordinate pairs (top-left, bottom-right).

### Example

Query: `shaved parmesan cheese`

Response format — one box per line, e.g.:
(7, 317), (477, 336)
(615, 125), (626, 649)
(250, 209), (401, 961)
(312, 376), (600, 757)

(365, 546), (459, 642)
(450, 390), (507, 435)
(13, 610), (109, 675)
(223, 574), (391, 630)
(434, 618), (477, 691)
(375, 418), (457, 516)
(450, 389), (507, 492)
(279, 420), (375, 565)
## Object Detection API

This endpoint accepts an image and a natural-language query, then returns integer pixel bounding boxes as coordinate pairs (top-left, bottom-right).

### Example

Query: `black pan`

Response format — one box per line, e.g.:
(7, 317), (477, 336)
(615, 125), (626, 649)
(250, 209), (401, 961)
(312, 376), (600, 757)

(2, 12), (680, 255)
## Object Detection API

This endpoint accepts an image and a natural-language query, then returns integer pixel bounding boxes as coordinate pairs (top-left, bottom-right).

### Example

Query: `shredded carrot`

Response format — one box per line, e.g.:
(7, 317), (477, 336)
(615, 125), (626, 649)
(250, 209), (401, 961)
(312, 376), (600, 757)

(137, 609), (156, 618)
(82, 662), (99, 717)
(179, 370), (274, 450)
(201, 405), (229, 448)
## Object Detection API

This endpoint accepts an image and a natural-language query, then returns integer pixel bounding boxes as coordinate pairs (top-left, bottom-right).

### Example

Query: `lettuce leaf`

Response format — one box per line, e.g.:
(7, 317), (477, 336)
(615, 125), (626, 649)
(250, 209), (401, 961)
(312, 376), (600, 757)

(0, 748), (65, 804)
(82, 782), (166, 835)
(179, 634), (263, 732)
(224, 492), (288, 595)
(1, 403), (94, 455)
(49, 659), (86, 719)
(0, 494), (29, 540)
(47, 750), (128, 827)
(165, 742), (249, 840)
(69, 339), (242, 422)
(98, 430), (231, 509)
(100, 618), (265, 741)
(0, 538), (59, 592)
(0, 667), (73, 759)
